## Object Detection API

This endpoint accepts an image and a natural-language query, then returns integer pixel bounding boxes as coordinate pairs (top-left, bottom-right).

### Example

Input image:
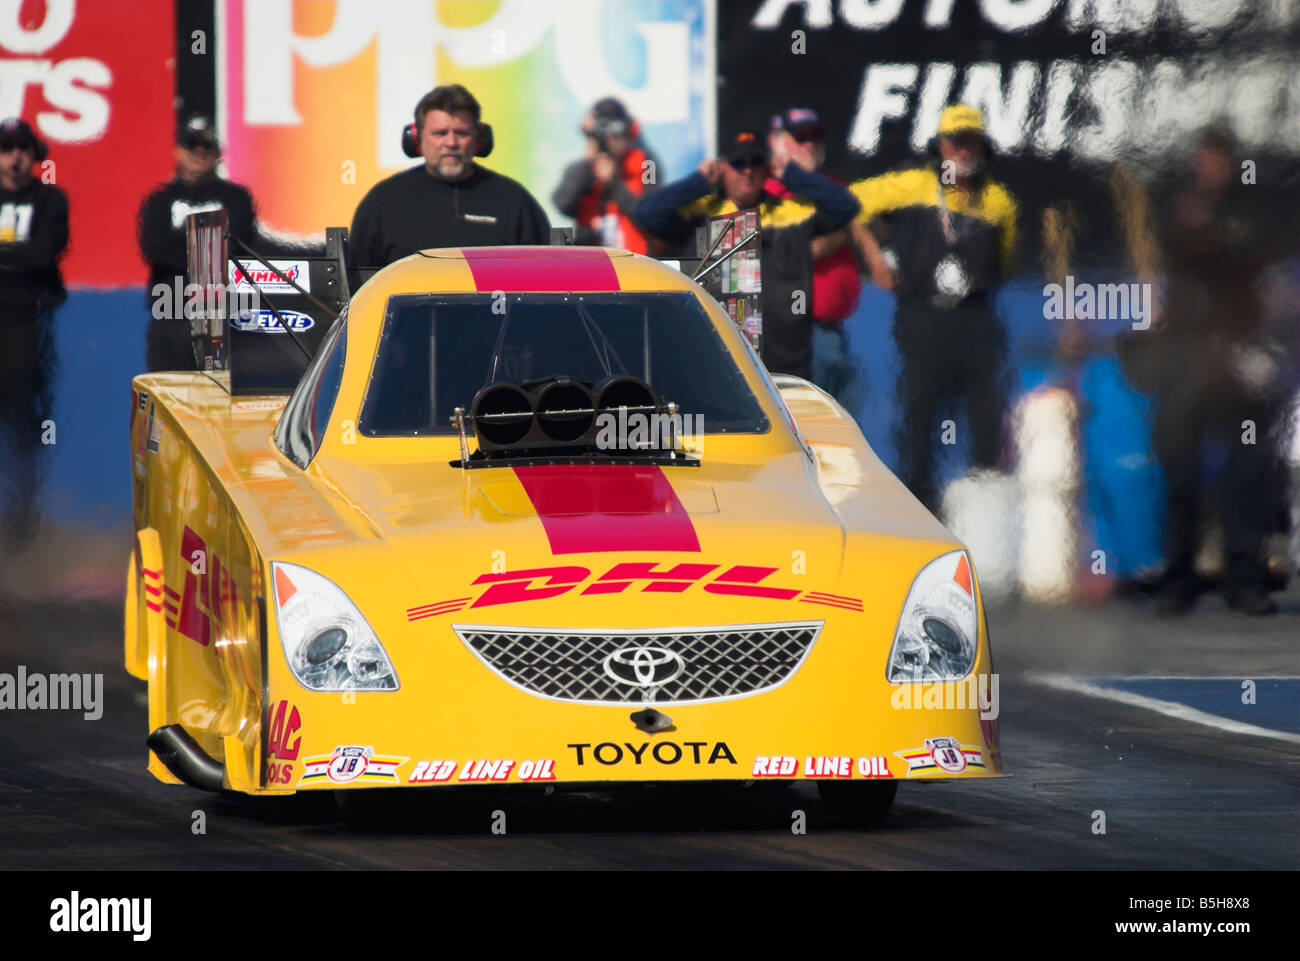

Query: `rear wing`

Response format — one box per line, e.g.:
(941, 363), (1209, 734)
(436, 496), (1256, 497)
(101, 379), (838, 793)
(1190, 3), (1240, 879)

(184, 210), (351, 395)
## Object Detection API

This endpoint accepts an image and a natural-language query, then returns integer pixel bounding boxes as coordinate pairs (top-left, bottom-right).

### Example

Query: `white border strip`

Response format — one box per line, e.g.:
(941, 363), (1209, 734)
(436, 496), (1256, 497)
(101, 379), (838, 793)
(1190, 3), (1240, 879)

(1027, 672), (1300, 744)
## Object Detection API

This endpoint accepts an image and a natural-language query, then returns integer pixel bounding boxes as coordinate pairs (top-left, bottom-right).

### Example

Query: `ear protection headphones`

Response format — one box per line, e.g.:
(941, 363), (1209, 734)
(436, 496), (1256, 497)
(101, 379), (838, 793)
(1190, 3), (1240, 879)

(402, 120), (494, 159)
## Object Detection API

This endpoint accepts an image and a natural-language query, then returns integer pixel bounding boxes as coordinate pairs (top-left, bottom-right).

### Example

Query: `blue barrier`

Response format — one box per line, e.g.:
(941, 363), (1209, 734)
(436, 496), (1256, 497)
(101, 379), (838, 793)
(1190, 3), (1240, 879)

(45, 288), (148, 526)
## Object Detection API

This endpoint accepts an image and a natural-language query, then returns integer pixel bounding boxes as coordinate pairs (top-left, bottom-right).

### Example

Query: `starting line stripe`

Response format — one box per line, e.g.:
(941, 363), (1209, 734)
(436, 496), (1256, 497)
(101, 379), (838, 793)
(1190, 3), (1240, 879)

(1026, 672), (1300, 745)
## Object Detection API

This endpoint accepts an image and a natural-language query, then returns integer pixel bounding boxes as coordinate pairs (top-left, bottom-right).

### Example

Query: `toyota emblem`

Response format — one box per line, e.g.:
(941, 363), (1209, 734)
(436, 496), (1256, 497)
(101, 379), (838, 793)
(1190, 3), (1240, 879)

(602, 646), (685, 688)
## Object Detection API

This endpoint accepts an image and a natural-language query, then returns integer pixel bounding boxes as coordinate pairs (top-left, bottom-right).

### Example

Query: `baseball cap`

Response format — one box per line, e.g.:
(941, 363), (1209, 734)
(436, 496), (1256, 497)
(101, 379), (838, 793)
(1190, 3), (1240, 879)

(724, 128), (769, 165)
(0, 117), (42, 154)
(770, 107), (824, 139)
(936, 104), (985, 138)
(178, 114), (219, 149)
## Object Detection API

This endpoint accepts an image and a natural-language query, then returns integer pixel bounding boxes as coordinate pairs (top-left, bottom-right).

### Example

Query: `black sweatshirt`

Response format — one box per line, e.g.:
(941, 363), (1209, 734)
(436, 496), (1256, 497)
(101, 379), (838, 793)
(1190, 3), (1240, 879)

(137, 177), (257, 289)
(0, 179), (69, 296)
(349, 163), (551, 268)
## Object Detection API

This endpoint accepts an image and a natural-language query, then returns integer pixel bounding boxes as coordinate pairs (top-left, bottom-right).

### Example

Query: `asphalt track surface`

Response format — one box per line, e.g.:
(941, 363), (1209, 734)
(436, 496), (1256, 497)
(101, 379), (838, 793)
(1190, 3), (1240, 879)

(1, 583), (1297, 870)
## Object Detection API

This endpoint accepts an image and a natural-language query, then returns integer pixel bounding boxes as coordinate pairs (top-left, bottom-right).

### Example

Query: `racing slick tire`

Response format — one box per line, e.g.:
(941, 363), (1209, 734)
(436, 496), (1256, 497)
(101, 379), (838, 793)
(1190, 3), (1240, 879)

(817, 780), (898, 821)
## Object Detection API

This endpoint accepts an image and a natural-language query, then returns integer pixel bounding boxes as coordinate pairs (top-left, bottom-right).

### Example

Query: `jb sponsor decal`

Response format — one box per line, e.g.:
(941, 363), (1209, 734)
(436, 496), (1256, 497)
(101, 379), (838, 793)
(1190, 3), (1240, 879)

(567, 741), (737, 767)
(895, 737), (985, 777)
(407, 563), (863, 619)
(408, 758), (557, 783)
(752, 755), (894, 779)
(300, 745), (406, 785)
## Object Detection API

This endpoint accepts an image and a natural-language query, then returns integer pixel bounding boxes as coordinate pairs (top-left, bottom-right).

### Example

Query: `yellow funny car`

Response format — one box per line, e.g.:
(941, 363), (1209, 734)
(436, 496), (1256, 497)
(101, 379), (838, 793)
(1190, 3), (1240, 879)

(125, 214), (1002, 821)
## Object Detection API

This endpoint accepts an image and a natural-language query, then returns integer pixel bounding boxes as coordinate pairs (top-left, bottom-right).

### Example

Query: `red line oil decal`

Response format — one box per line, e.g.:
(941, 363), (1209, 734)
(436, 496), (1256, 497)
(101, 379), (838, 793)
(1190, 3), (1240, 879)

(462, 248), (620, 292)
(512, 464), (700, 555)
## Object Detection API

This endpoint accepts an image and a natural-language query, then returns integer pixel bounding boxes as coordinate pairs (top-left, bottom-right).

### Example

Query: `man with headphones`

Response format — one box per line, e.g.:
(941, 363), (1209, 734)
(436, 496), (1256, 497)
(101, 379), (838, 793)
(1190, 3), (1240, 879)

(0, 116), (68, 546)
(850, 104), (1019, 511)
(350, 84), (550, 268)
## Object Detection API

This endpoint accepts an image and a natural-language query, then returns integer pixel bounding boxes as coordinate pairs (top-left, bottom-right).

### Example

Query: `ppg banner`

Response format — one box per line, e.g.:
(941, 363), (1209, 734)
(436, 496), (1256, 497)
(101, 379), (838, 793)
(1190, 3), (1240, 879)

(216, 0), (716, 238)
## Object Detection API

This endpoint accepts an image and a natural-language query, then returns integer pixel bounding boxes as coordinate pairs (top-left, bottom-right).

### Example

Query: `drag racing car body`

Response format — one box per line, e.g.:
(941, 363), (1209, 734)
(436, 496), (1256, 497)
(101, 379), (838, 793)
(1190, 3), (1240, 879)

(125, 236), (1002, 817)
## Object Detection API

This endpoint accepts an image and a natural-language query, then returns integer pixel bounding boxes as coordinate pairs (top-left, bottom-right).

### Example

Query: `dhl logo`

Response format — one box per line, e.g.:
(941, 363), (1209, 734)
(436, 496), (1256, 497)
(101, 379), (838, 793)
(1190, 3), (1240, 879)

(406, 563), (863, 620)
(165, 527), (241, 646)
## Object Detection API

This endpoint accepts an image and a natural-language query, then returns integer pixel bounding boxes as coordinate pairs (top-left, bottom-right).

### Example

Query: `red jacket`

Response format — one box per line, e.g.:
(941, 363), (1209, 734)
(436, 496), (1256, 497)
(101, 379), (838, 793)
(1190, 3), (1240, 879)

(576, 147), (654, 255)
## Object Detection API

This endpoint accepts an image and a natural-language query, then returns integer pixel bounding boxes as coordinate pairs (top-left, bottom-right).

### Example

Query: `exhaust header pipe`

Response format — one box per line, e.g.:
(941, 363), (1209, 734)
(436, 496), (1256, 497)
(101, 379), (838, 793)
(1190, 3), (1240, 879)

(147, 724), (225, 792)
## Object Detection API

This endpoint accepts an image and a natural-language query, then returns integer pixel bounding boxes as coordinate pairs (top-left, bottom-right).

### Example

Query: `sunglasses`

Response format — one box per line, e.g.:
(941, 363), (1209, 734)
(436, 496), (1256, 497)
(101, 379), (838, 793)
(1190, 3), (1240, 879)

(729, 155), (767, 170)
(791, 130), (823, 144)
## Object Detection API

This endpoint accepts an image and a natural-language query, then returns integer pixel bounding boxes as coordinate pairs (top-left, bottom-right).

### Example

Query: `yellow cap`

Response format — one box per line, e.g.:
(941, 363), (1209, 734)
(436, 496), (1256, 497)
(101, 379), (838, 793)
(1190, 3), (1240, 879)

(936, 104), (985, 137)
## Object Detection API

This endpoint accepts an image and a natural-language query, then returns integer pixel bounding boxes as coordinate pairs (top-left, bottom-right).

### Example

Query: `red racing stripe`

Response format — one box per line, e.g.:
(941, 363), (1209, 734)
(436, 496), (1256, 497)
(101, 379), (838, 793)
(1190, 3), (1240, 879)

(462, 248), (620, 292)
(512, 464), (700, 555)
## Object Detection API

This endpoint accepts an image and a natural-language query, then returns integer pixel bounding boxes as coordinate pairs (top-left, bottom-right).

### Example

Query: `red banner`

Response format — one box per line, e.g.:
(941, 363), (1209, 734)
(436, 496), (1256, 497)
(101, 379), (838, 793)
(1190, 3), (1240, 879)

(1, 0), (175, 287)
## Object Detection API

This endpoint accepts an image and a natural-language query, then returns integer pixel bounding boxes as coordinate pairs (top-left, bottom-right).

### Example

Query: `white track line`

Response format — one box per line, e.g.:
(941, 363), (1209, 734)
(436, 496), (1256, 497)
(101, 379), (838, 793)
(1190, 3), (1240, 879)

(1098, 675), (1300, 682)
(1026, 672), (1300, 745)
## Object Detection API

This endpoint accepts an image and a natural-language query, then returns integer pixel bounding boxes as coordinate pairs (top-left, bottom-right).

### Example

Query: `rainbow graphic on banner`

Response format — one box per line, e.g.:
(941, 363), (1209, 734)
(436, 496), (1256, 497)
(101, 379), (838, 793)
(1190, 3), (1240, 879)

(217, 0), (714, 239)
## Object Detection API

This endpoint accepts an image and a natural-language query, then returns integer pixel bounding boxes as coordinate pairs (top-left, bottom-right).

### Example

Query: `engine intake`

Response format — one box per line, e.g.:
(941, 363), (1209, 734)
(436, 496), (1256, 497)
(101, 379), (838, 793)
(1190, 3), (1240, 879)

(464, 374), (686, 463)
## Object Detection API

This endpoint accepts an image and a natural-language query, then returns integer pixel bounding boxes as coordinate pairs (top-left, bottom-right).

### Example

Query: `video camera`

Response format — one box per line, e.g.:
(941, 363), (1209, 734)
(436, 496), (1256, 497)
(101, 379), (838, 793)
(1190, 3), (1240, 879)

(589, 116), (630, 156)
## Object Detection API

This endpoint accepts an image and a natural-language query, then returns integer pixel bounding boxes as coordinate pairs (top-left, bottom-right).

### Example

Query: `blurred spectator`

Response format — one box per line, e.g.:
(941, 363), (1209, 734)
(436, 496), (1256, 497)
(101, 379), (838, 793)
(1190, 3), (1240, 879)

(767, 107), (868, 413)
(0, 117), (68, 547)
(634, 128), (859, 379)
(552, 98), (660, 254)
(1150, 122), (1286, 616)
(138, 114), (258, 372)
(350, 84), (549, 268)
(850, 104), (1019, 510)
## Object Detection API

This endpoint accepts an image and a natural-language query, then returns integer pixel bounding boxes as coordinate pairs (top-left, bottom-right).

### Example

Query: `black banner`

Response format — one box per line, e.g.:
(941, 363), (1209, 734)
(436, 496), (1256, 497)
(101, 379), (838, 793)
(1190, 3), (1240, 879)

(718, 0), (1300, 268)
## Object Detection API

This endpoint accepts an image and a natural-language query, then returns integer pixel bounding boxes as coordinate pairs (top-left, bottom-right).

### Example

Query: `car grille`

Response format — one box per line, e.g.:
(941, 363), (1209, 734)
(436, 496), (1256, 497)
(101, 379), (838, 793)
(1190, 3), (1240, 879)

(452, 622), (822, 704)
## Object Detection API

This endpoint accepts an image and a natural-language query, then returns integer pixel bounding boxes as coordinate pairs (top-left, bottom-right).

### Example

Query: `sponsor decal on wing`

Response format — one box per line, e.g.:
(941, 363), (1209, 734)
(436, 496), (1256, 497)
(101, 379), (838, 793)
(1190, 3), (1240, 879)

(263, 699), (302, 787)
(300, 745), (407, 785)
(230, 309), (315, 333)
(227, 259), (311, 294)
(751, 755), (894, 778)
(407, 758), (558, 783)
(895, 736), (985, 776)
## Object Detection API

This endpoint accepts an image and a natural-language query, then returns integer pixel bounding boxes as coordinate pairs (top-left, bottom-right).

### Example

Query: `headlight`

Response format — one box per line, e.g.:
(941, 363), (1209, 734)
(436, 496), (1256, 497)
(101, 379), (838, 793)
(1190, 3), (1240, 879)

(886, 550), (978, 682)
(272, 562), (398, 691)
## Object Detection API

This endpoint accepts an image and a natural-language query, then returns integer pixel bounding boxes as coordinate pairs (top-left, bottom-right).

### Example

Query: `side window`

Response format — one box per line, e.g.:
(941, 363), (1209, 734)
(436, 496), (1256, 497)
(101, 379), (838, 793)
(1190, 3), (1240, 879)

(274, 313), (347, 468)
(308, 327), (347, 450)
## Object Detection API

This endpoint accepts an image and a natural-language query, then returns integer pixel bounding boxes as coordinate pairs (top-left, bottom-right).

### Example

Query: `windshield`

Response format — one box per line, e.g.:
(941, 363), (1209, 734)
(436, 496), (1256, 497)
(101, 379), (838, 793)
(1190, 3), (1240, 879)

(358, 292), (769, 436)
